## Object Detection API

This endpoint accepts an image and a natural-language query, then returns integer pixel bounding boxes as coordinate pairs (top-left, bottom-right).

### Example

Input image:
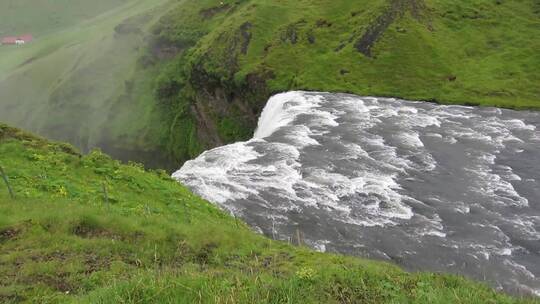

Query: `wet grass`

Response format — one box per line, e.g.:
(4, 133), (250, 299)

(1, 124), (539, 303)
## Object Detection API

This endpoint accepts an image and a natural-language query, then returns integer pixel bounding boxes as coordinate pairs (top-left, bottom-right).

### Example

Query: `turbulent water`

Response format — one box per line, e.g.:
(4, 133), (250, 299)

(173, 91), (540, 296)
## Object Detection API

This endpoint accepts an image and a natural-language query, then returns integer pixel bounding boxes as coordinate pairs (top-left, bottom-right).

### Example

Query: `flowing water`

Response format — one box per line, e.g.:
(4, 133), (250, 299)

(173, 91), (540, 296)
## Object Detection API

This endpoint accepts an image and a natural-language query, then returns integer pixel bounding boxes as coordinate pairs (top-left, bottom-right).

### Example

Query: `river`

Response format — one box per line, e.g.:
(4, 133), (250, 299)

(173, 91), (540, 296)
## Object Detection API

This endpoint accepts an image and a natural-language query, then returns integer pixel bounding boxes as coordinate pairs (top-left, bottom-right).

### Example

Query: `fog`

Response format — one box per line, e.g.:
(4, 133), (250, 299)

(0, 0), (174, 169)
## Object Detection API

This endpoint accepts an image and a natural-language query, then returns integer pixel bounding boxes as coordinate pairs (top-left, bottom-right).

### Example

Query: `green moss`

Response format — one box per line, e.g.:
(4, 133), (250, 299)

(0, 124), (537, 303)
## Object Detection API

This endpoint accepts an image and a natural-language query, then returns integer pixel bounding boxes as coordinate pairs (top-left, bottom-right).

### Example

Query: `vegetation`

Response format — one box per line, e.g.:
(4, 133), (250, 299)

(0, 0), (133, 37)
(108, 0), (540, 165)
(0, 0), (538, 169)
(1, 0), (538, 170)
(1, 123), (538, 303)
(0, 0), (175, 169)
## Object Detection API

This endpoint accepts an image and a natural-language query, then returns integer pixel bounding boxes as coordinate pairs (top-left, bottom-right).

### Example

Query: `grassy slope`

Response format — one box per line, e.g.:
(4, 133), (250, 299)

(0, 0), (174, 167)
(0, 123), (537, 303)
(109, 0), (538, 168)
(180, 0), (540, 108)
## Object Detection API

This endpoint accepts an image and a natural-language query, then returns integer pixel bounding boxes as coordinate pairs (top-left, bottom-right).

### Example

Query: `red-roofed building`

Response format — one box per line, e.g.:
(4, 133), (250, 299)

(1, 36), (17, 45)
(1, 34), (33, 45)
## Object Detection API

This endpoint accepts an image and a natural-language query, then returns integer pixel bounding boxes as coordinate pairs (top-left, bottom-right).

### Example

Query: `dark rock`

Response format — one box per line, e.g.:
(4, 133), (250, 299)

(316, 19), (333, 28)
(307, 30), (316, 44)
(335, 43), (346, 52)
(239, 22), (252, 54)
(200, 4), (231, 19)
(354, 0), (431, 57)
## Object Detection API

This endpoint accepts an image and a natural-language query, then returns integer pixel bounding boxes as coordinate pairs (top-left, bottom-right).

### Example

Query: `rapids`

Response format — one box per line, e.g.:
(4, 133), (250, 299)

(173, 91), (540, 296)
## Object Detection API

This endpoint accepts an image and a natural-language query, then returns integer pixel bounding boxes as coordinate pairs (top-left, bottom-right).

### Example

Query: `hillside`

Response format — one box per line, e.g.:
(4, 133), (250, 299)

(0, 0), (538, 169)
(0, 123), (537, 303)
(142, 0), (540, 167)
(0, 0), (174, 168)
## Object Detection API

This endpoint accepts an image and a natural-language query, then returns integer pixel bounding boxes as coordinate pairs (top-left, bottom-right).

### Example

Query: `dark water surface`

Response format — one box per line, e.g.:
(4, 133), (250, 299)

(173, 92), (540, 296)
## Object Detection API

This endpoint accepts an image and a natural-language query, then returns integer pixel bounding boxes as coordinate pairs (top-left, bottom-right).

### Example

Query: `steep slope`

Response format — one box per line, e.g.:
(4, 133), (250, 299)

(137, 0), (540, 167)
(0, 123), (537, 303)
(0, 0), (174, 168)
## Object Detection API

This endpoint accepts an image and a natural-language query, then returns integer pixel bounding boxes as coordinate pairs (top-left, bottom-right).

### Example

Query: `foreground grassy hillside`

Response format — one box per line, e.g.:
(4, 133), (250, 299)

(1, 124), (537, 303)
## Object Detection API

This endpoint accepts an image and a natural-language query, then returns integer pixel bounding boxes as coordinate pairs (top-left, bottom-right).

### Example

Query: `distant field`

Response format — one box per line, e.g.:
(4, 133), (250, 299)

(0, 0), (173, 166)
(0, 0), (130, 37)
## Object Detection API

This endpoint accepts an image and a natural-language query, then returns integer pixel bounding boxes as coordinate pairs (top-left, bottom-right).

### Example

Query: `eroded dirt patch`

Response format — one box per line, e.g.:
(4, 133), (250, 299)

(200, 4), (231, 19)
(355, 0), (430, 57)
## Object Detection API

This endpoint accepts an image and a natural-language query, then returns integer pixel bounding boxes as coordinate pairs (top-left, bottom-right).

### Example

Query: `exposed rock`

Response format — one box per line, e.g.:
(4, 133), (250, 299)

(316, 19), (333, 28)
(355, 0), (431, 57)
(200, 4), (231, 19)
(281, 20), (307, 44)
(149, 37), (184, 60)
(307, 30), (316, 44)
(114, 23), (142, 35)
(240, 22), (253, 54)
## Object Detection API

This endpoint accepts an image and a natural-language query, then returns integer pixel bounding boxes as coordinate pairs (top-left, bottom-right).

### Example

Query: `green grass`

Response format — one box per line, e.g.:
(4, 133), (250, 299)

(163, 0), (539, 109)
(1, 123), (538, 303)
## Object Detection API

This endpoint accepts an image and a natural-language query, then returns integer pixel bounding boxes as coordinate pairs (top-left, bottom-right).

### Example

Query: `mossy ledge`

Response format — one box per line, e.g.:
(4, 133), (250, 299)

(0, 123), (538, 303)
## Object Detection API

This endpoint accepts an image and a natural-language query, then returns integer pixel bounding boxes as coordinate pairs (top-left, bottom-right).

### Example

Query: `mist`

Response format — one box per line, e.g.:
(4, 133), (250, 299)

(0, 0), (175, 169)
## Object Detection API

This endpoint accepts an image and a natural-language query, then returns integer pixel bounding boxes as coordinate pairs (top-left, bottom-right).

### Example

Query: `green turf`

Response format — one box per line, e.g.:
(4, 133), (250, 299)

(158, 0), (539, 109)
(1, 123), (538, 303)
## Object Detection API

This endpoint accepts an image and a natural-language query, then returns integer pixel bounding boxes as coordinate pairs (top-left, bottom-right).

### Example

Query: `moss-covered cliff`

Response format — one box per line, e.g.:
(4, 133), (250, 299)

(124, 0), (539, 168)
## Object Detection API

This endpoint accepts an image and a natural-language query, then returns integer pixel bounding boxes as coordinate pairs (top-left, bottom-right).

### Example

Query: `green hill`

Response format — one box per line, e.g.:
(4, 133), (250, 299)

(0, 0), (173, 168)
(0, 123), (537, 303)
(0, 0), (538, 168)
(142, 0), (540, 166)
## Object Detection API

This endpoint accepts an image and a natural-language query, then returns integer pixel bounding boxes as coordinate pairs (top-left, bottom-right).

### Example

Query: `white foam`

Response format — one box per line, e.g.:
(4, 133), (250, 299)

(173, 91), (540, 296)
(254, 92), (320, 139)
(397, 132), (424, 148)
(283, 125), (320, 148)
(254, 92), (336, 139)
